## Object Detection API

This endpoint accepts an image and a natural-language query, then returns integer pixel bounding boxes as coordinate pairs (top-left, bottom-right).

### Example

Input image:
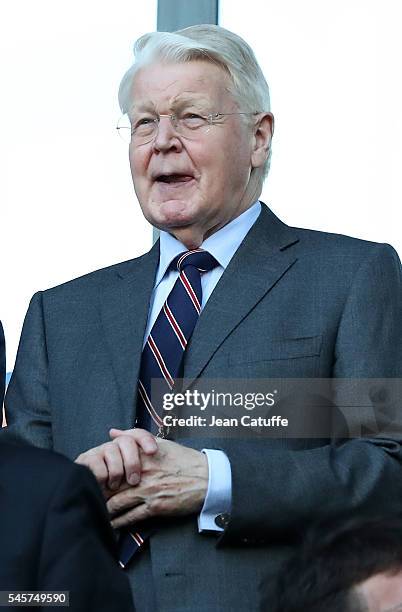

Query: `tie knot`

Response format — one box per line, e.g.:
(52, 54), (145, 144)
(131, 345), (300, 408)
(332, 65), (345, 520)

(172, 249), (219, 274)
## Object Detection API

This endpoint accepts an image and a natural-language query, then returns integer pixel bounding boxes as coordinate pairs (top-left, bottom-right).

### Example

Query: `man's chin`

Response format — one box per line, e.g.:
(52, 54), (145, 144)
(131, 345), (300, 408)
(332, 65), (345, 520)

(148, 199), (196, 230)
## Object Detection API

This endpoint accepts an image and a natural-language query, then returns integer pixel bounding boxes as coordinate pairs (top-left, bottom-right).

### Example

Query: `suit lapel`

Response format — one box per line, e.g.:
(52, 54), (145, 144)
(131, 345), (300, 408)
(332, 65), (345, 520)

(98, 205), (299, 420)
(182, 205), (299, 388)
(99, 241), (159, 428)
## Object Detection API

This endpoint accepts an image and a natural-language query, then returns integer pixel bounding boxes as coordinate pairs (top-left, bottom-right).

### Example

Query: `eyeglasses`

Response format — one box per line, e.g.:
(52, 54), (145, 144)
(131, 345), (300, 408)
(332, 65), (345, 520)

(116, 111), (260, 145)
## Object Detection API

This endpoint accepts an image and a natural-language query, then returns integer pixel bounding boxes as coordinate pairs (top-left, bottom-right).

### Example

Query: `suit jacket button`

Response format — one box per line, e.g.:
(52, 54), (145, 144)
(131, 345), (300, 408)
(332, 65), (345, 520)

(215, 513), (230, 529)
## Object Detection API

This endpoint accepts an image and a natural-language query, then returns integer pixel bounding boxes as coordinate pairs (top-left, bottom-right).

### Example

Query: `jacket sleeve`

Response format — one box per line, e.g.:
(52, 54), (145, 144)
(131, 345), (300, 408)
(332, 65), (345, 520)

(218, 244), (402, 544)
(1, 292), (53, 449)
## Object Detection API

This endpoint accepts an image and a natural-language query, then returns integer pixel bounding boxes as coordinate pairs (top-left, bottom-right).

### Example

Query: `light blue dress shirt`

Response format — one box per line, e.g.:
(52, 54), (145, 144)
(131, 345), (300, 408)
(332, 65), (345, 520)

(144, 201), (262, 531)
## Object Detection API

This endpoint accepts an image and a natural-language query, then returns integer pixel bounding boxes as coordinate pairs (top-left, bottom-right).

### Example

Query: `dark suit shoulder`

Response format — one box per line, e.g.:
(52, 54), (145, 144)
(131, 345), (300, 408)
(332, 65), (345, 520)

(0, 442), (86, 487)
(292, 226), (400, 283)
(258, 204), (399, 262)
(288, 221), (397, 261)
(0, 443), (106, 534)
(292, 224), (390, 253)
(39, 246), (157, 299)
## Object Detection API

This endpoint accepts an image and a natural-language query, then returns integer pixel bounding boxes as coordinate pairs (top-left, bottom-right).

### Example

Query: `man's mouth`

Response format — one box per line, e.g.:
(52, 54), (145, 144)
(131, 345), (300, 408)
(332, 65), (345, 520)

(154, 173), (195, 184)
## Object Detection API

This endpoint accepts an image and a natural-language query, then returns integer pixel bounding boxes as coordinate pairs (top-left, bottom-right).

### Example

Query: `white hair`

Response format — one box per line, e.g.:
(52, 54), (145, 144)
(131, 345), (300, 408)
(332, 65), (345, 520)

(118, 24), (273, 179)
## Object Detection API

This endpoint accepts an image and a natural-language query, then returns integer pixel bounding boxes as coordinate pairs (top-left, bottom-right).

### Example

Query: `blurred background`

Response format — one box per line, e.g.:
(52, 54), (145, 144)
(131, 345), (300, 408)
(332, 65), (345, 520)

(1, 0), (401, 373)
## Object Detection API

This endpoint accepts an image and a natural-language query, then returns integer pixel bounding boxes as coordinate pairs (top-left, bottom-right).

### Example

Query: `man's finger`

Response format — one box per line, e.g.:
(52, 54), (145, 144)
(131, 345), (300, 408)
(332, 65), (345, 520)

(111, 503), (151, 529)
(109, 427), (158, 454)
(103, 442), (125, 490)
(114, 435), (141, 485)
(107, 487), (143, 516)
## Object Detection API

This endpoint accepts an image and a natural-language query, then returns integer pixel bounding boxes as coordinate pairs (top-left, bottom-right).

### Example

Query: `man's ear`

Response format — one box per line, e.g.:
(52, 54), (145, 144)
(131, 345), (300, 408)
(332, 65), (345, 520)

(251, 112), (274, 169)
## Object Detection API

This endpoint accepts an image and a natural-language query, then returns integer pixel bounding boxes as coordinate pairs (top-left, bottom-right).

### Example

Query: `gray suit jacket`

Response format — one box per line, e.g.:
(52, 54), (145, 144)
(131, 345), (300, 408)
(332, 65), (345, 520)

(3, 205), (402, 611)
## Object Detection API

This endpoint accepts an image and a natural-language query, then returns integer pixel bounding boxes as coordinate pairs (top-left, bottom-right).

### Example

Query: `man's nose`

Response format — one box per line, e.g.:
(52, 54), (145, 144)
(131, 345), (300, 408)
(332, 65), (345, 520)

(152, 115), (182, 151)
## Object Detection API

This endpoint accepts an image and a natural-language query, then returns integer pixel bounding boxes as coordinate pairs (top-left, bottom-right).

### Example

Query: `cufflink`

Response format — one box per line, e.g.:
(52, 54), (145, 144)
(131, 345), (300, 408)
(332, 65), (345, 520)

(214, 513), (230, 529)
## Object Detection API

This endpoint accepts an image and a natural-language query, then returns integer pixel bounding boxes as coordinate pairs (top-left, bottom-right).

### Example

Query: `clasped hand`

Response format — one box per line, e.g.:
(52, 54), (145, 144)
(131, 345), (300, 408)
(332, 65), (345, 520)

(75, 428), (208, 528)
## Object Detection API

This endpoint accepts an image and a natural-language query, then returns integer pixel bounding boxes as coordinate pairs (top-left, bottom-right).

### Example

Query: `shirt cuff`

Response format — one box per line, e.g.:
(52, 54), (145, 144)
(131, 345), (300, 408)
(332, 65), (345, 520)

(198, 449), (232, 532)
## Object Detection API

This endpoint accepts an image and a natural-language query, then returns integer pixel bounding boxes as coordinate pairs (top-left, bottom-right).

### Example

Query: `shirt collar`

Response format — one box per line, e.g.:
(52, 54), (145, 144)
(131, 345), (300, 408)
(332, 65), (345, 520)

(156, 200), (262, 287)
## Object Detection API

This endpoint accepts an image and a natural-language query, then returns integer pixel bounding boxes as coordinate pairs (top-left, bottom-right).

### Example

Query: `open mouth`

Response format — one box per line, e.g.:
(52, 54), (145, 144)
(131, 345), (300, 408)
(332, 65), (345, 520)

(155, 173), (195, 184)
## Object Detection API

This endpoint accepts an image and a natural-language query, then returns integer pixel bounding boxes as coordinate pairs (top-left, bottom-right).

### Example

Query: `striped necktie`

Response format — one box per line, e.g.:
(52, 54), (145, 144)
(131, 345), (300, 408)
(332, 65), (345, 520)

(118, 248), (219, 567)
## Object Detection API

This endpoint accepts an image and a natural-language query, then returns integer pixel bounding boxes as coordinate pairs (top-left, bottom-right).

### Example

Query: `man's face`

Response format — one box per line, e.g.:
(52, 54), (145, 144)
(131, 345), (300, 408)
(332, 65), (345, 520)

(128, 60), (267, 248)
(355, 570), (402, 611)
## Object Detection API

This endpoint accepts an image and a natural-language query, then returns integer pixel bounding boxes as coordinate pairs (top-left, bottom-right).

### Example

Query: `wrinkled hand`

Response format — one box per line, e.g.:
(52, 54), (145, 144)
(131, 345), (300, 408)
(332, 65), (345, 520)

(75, 428), (158, 492)
(106, 435), (208, 529)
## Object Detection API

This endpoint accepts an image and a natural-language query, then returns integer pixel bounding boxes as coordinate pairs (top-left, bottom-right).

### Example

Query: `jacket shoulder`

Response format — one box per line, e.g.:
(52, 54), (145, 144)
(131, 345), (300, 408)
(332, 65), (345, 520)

(292, 225), (399, 261)
(261, 204), (399, 260)
(38, 249), (156, 300)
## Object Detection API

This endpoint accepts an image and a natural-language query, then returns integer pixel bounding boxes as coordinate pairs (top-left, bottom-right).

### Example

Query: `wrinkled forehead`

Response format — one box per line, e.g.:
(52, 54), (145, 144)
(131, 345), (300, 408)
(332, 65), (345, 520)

(129, 60), (236, 113)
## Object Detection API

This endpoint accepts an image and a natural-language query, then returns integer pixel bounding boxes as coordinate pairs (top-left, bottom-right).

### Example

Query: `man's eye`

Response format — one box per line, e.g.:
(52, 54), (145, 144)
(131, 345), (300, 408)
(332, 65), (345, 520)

(180, 113), (206, 129)
(132, 117), (155, 131)
(137, 118), (154, 126)
(181, 113), (206, 121)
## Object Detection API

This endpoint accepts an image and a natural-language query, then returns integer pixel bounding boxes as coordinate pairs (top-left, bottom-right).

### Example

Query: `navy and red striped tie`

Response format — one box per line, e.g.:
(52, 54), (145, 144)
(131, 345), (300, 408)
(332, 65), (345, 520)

(118, 249), (219, 567)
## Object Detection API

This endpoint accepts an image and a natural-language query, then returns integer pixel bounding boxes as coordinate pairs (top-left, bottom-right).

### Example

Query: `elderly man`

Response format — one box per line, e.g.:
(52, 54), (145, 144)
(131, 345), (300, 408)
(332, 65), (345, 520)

(3, 24), (402, 612)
